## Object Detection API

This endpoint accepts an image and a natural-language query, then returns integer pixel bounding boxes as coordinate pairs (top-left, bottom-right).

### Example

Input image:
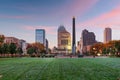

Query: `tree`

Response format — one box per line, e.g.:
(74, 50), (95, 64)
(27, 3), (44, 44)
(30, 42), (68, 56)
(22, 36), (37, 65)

(0, 35), (5, 57)
(9, 43), (17, 57)
(1, 43), (9, 57)
(90, 42), (104, 56)
(102, 48), (107, 55)
(0, 46), (3, 57)
(114, 40), (120, 57)
(0, 35), (5, 45)
(27, 47), (35, 56)
(26, 42), (45, 57)
(17, 47), (23, 57)
(31, 42), (44, 53)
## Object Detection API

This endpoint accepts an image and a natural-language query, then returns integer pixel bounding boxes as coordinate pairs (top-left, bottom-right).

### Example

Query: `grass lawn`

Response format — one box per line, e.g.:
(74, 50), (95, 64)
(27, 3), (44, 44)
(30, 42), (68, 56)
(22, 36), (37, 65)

(0, 57), (120, 80)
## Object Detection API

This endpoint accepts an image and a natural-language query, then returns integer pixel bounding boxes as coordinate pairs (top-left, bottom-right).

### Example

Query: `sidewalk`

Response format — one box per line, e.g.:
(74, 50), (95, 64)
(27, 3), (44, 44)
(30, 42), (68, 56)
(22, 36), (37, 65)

(55, 55), (108, 58)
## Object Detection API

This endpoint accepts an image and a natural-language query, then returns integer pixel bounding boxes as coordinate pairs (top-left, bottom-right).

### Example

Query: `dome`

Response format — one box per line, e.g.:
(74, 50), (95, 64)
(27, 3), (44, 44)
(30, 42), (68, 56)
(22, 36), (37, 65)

(58, 25), (66, 32)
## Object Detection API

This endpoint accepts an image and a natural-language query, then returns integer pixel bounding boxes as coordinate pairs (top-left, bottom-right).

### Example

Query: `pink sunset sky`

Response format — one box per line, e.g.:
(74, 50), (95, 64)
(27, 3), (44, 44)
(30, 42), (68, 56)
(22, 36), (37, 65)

(0, 0), (120, 48)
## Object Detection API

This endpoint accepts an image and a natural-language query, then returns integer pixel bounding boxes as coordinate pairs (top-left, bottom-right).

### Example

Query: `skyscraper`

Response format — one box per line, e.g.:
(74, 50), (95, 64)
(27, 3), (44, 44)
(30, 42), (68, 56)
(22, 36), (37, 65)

(72, 17), (76, 54)
(80, 29), (96, 53)
(58, 25), (71, 53)
(81, 29), (96, 46)
(104, 28), (112, 43)
(35, 29), (45, 45)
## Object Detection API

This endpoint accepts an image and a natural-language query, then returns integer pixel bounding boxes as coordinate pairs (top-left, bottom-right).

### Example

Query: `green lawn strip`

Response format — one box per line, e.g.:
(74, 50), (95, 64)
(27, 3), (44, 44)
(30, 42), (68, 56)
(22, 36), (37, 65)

(0, 58), (39, 75)
(60, 58), (89, 80)
(52, 59), (71, 80)
(83, 58), (120, 79)
(37, 58), (77, 80)
(15, 63), (41, 80)
(34, 58), (54, 80)
(0, 58), (34, 74)
(0, 58), (50, 80)
(0, 58), (120, 80)
(0, 59), (28, 80)
(0, 65), (15, 73)
(40, 58), (89, 80)
(0, 58), (43, 80)
(85, 58), (120, 69)
(36, 58), (60, 80)
(71, 58), (119, 80)
(58, 59), (80, 80)
(17, 58), (54, 80)
(58, 59), (66, 80)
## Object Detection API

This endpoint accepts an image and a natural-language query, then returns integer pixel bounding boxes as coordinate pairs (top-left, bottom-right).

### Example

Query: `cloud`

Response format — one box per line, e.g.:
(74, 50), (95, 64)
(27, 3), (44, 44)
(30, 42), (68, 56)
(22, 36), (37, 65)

(0, 0), (99, 22)
(70, 0), (99, 16)
(56, 0), (99, 17)
(81, 4), (120, 29)
(0, 14), (30, 19)
(31, 0), (99, 23)
(24, 26), (57, 35)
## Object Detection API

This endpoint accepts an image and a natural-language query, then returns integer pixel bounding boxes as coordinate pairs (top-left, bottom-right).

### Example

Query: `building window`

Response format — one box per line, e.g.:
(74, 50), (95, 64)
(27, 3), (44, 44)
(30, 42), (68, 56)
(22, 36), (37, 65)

(61, 40), (68, 45)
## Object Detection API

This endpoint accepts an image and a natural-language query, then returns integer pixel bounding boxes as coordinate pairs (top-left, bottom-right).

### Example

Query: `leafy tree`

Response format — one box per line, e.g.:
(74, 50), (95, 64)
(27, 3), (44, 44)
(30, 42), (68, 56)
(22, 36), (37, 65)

(26, 42), (45, 57)
(114, 40), (120, 56)
(90, 40), (120, 57)
(2, 43), (9, 53)
(17, 47), (23, 57)
(0, 35), (5, 45)
(1, 43), (9, 57)
(102, 48), (107, 55)
(90, 42), (104, 56)
(32, 42), (45, 53)
(27, 48), (35, 56)
(0, 46), (3, 57)
(0, 35), (5, 57)
(26, 43), (32, 49)
(9, 43), (17, 57)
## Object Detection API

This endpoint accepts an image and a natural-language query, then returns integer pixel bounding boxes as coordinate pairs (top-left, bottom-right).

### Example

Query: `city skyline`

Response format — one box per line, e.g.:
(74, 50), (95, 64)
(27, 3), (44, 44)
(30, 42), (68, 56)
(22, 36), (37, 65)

(1, 0), (120, 48)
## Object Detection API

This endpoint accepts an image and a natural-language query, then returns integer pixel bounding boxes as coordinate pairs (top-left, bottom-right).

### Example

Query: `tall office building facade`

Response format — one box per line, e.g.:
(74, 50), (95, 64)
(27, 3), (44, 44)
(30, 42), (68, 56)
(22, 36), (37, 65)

(35, 29), (45, 45)
(104, 28), (112, 43)
(58, 25), (71, 53)
(81, 29), (96, 46)
(80, 29), (96, 53)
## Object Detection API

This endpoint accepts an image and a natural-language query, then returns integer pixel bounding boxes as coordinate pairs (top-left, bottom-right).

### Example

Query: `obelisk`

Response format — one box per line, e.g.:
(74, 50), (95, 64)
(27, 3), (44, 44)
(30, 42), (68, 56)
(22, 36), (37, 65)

(72, 16), (76, 55)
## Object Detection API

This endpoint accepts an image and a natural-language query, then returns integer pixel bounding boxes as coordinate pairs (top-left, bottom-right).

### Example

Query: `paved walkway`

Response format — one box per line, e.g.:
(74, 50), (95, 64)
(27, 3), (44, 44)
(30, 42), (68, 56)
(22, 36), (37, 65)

(55, 55), (108, 58)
